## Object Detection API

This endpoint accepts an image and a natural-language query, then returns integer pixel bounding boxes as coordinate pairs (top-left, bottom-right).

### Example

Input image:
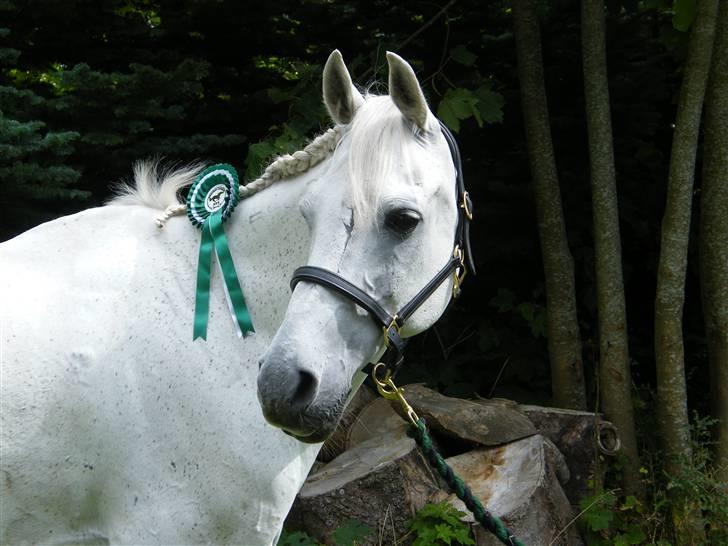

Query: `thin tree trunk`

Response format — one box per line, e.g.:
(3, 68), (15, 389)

(700, 1), (728, 485)
(655, 0), (718, 541)
(580, 0), (641, 497)
(511, 0), (586, 411)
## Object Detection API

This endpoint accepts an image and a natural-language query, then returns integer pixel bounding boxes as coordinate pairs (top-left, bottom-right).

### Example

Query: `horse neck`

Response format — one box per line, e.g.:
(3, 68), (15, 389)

(225, 163), (324, 338)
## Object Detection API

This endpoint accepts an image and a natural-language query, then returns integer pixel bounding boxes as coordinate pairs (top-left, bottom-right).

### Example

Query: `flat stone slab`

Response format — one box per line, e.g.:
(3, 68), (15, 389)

(403, 384), (537, 446)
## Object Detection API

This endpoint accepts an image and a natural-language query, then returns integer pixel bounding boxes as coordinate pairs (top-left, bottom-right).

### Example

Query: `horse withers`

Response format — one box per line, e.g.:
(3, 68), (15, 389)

(0, 51), (461, 545)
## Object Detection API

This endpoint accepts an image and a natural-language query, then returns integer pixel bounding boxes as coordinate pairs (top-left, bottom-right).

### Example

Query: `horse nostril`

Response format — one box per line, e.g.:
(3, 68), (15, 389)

(291, 370), (318, 408)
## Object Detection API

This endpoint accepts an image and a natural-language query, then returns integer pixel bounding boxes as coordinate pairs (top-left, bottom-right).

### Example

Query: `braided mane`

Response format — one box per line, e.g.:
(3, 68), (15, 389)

(109, 126), (343, 227)
(239, 127), (341, 199)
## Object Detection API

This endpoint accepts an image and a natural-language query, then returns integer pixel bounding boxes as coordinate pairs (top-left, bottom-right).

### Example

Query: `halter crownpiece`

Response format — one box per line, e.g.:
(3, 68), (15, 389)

(290, 121), (474, 377)
(187, 164), (254, 340)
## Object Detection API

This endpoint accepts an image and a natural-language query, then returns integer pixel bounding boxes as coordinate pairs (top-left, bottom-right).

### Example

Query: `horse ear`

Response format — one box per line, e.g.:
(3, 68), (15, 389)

(323, 50), (364, 125)
(386, 52), (431, 131)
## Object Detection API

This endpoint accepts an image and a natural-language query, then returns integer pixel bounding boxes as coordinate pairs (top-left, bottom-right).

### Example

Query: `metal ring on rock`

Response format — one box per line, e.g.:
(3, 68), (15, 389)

(596, 421), (621, 456)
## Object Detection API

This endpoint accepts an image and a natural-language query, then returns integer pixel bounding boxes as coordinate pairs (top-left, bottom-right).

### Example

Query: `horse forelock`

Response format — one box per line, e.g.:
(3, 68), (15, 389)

(345, 93), (429, 220)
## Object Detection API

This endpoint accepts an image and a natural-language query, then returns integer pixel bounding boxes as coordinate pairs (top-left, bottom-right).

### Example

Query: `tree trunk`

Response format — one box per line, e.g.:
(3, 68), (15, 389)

(512, 0), (586, 411)
(700, 1), (728, 485)
(655, 0), (718, 541)
(580, 0), (642, 497)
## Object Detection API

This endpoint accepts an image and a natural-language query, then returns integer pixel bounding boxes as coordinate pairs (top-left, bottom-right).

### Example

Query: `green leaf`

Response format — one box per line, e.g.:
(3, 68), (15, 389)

(489, 288), (515, 312)
(437, 100), (460, 132)
(409, 502), (474, 545)
(672, 0), (696, 32)
(434, 523), (454, 545)
(245, 140), (277, 180)
(621, 524), (647, 544)
(516, 302), (534, 323)
(276, 530), (320, 546)
(474, 85), (505, 124)
(330, 519), (372, 546)
(268, 87), (295, 104)
(583, 507), (614, 531)
(579, 492), (617, 532)
(437, 87), (481, 132)
(450, 45), (477, 66)
(620, 495), (639, 511)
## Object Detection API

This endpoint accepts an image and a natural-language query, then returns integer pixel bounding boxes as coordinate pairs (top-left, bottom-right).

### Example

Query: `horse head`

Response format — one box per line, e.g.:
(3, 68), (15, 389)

(257, 51), (461, 443)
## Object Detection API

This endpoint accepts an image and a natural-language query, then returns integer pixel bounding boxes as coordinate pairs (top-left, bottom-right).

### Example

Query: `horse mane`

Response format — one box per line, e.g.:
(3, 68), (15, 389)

(108, 127), (343, 226)
(109, 93), (424, 226)
(110, 159), (206, 210)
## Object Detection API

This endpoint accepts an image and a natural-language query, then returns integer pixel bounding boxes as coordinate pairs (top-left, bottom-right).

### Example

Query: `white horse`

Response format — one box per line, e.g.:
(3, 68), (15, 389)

(0, 51), (462, 545)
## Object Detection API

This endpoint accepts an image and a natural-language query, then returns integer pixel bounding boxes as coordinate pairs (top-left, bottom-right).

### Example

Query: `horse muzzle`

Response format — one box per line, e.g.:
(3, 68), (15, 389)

(256, 358), (345, 443)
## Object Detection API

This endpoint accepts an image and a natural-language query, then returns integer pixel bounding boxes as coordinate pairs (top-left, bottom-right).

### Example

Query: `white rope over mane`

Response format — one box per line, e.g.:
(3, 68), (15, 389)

(110, 126), (343, 227)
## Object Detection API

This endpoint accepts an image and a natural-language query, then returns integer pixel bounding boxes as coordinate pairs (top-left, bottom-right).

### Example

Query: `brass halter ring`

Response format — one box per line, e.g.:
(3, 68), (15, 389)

(460, 191), (473, 221)
(382, 315), (401, 348)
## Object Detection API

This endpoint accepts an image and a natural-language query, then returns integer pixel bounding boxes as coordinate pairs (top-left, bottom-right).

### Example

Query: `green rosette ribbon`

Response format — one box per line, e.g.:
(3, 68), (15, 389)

(187, 164), (254, 340)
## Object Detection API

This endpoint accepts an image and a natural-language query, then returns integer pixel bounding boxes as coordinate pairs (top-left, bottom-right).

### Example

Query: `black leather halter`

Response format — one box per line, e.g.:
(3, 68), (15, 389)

(290, 121), (474, 377)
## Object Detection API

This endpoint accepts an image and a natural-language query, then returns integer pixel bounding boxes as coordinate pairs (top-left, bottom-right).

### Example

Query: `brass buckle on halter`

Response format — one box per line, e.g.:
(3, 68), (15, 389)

(460, 191), (473, 221)
(382, 315), (401, 348)
(371, 363), (420, 425)
(452, 245), (467, 298)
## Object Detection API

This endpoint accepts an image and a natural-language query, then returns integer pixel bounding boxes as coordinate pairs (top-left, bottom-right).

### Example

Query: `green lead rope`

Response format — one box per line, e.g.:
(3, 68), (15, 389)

(407, 419), (526, 546)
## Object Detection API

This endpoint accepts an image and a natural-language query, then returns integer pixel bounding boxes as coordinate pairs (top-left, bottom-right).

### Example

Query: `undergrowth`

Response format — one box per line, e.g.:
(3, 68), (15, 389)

(278, 501), (474, 546)
(578, 414), (728, 545)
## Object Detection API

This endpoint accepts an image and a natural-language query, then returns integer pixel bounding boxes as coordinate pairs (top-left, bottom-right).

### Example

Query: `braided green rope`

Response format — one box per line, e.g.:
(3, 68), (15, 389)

(407, 418), (526, 546)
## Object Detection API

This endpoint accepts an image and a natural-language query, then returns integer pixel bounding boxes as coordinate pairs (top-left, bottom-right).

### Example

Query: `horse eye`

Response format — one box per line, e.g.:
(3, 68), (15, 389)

(384, 208), (421, 237)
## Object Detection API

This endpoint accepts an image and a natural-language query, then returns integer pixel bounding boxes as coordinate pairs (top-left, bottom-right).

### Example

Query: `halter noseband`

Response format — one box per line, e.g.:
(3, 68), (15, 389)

(289, 121), (474, 378)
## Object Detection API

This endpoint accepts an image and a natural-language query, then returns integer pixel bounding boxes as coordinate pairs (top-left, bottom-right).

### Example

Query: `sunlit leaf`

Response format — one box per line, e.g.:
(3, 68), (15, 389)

(437, 87), (481, 132)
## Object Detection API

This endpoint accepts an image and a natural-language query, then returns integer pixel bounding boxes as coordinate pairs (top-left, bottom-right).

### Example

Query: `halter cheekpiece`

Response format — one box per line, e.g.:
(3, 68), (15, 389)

(290, 121), (475, 379)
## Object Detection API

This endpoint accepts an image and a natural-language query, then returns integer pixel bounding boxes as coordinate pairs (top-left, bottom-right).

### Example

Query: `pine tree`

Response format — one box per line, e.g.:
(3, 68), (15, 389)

(0, 18), (85, 238)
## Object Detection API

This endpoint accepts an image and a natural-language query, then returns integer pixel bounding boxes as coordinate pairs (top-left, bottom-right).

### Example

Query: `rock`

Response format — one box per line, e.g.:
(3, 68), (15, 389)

(290, 387), (596, 545)
(431, 435), (582, 546)
(518, 405), (613, 504)
(289, 428), (580, 545)
(403, 384), (538, 446)
(286, 425), (441, 544)
(346, 397), (411, 448)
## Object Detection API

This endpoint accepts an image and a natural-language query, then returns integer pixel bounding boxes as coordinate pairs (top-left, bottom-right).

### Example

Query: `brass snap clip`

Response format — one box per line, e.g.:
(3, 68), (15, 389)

(452, 245), (467, 298)
(371, 363), (420, 426)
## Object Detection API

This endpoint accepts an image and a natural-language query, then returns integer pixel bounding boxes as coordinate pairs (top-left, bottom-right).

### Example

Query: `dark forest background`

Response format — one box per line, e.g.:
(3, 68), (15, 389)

(0, 0), (685, 394)
(2, 0), (726, 543)
(0, 0), (704, 405)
